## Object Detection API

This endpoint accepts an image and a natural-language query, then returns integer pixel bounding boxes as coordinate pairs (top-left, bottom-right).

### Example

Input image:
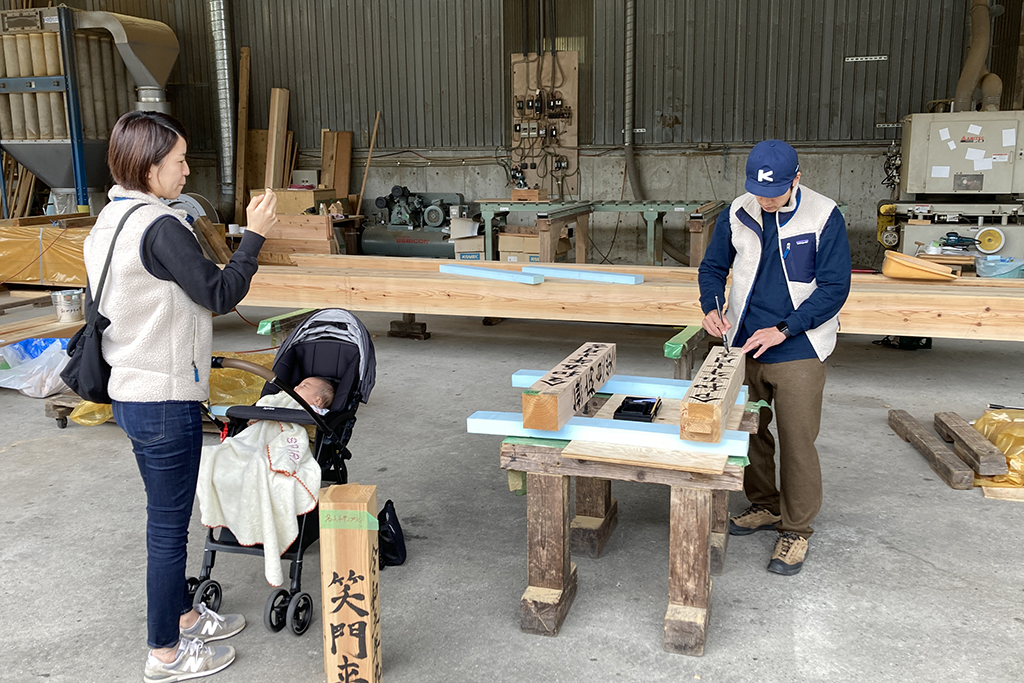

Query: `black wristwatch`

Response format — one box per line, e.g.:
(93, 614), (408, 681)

(775, 321), (791, 338)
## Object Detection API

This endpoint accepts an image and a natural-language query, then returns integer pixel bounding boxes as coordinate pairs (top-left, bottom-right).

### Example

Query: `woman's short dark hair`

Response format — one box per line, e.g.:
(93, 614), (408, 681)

(107, 111), (188, 192)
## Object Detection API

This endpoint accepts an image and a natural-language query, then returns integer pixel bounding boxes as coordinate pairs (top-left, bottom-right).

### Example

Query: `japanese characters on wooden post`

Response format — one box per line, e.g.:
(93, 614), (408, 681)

(680, 347), (745, 443)
(522, 342), (616, 432)
(319, 484), (382, 683)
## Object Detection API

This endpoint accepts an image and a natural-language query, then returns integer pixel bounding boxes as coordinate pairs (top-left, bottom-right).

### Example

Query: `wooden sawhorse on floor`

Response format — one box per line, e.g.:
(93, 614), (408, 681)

(499, 400), (754, 656)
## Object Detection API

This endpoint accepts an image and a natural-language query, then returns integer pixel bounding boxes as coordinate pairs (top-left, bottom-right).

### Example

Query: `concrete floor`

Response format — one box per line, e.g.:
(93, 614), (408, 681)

(1, 304), (1022, 683)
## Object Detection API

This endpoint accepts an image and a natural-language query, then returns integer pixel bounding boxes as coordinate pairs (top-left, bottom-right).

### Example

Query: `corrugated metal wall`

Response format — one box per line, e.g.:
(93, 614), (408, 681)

(594, 0), (971, 146)
(2, 0), (985, 149)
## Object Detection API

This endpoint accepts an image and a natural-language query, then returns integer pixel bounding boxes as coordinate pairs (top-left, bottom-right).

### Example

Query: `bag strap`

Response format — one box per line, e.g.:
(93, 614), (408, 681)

(88, 202), (146, 326)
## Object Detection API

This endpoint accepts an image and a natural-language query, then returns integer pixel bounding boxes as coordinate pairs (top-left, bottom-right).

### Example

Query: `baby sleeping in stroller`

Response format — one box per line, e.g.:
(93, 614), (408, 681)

(197, 375), (337, 586)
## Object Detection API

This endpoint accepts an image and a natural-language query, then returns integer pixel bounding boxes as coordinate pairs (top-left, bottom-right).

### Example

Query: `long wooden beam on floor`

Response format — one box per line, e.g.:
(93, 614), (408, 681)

(243, 256), (1024, 342)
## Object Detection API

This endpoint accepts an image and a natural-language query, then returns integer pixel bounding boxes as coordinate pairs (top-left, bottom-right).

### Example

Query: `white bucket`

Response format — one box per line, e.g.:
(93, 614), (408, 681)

(51, 289), (84, 323)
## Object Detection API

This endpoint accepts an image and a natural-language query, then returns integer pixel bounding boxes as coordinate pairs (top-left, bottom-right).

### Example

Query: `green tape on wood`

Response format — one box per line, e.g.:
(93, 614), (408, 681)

(256, 308), (316, 336)
(320, 508), (379, 531)
(745, 400), (771, 413)
(663, 326), (705, 359)
(522, 389), (539, 396)
(727, 455), (749, 468)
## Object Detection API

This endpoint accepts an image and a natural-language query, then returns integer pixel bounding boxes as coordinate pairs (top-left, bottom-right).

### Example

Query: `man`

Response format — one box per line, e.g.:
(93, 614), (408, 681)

(697, 140), (851, 576)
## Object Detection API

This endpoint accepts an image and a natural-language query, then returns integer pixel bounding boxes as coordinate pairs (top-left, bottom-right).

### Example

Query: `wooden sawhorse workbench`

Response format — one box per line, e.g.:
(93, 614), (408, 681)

(499, 398), (754, 656)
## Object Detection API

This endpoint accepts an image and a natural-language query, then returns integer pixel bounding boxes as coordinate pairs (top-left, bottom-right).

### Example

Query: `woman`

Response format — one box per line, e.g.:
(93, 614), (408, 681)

(83, 110), (277, 682)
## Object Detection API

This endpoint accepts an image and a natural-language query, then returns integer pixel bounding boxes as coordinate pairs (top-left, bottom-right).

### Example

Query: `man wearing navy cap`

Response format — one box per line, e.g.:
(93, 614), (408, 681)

(697, 140), (851, 575)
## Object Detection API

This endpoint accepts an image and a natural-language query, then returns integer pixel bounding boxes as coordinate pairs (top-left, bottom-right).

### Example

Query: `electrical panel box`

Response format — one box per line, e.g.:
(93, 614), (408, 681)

(510, 51), (579, 198)
(901, 111), (1024, 196)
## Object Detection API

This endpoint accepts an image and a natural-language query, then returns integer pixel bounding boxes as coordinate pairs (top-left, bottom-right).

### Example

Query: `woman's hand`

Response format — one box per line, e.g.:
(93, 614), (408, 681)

(244, 189), (278, 236)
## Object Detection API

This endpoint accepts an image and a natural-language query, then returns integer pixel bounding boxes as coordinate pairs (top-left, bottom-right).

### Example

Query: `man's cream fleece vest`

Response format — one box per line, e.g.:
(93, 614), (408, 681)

(724, 184), (840, 362)
(82, 186), (212, 403)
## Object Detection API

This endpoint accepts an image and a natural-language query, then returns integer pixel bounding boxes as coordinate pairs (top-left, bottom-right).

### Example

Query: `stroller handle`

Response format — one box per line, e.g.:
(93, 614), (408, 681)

(212, 357), (277, 381)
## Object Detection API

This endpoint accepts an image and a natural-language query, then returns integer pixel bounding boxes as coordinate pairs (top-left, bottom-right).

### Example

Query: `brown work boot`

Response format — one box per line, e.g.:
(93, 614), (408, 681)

(728, 504), (781, 536)
(767, 532), (808, 576)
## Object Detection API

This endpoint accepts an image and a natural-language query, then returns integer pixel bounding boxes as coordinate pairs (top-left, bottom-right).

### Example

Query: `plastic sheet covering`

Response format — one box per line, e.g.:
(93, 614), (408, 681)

(974, 410), (1024, 487)
(0, 339), (69, 397)
(0, 227), (89, 285)
(69, 351), (277, 426)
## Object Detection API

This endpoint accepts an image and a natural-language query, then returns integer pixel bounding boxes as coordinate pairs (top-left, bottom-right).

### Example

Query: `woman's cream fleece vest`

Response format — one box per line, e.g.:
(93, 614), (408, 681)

(82, 186), (213, 402)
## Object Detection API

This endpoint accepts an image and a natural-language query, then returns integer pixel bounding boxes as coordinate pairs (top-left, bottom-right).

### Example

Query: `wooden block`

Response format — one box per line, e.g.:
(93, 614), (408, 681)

(321, 130), (353, 195)
(665, 485), (712, 656)
(522, 342), (616, 431)
(933, 412), (1009, 476)
(194, 216), (233, 264)
(561, 440), (728, 474)
(512, 188), (548, 202)
(256, 251), (296, 266)
(265, 213), (333, 240)
(519, 564), (578, 636)
(246, 129), (268, 195)
(887, 410), (974, 489)
(680, 346), (745, 443)
(982, 486), (1024, 502)
(709, 490), (729, 576)
(907, 218), (932, 225)
(318, 484), (382, 683)
(233, 47), (251, 222)
(570, 476), (616, 557)
(522, 471), (576, 636)
(264, 88), (290, 189)
(260, 238), (337, 254)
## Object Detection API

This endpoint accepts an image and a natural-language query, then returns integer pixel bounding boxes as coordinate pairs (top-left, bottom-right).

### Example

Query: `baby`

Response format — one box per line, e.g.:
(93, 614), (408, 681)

(294, 377), (335, 414)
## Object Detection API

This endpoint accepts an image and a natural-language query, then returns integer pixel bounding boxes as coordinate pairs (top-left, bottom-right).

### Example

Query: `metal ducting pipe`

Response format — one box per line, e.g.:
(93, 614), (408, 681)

(980, 71), (1003, 110)
(623, 0), (689, 265)
(207, 0), (235, 221)
(954, 0), (992, 113)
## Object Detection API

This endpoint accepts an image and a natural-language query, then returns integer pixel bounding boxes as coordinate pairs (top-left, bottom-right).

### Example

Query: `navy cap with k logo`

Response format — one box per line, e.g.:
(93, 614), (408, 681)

(745, 139), (799, 198)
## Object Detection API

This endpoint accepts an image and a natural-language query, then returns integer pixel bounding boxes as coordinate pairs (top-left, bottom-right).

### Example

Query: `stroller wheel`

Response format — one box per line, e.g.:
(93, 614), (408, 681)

(185, 577), (201, 599)
(193, 579), (222, 612)
(264, 589), (290, 632)
(286, 592), (313, 636)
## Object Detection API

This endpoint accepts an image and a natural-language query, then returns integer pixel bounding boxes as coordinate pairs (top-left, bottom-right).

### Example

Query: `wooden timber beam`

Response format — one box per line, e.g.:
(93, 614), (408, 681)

(522, 342), (616, 431)
(242, 257), (1024, 342)
(680, 347), (745, 443)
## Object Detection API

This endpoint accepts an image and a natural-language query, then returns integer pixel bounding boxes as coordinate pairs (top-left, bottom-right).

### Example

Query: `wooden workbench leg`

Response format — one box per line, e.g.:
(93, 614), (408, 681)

(537, 218), (558, 263)
(570, 476), (617, 558)
(575, 213), (589, 264)
(664, 486), (712, 656)
(709, 490), (729, 576)
(521, 472), (578, 636)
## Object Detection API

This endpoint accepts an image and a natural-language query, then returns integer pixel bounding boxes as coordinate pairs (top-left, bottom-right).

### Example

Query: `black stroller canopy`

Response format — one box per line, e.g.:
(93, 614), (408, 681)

(264, 309), (377, 410)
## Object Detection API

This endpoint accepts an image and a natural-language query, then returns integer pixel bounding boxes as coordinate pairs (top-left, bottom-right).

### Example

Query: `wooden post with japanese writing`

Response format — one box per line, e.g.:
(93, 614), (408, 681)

(680, 347), (745, 443)
(522, 342), (616, 432)
(319, 484), (382, 683)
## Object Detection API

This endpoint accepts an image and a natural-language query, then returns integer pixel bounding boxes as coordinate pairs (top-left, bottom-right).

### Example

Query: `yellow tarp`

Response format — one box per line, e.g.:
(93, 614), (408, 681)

(0, 226), (89, 286)
(973, 409), (1024, 488)
(69, 351), (277, 426)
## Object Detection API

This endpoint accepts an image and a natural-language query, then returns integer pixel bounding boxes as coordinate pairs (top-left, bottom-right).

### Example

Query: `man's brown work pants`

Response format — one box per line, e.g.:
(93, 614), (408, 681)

(743, 356), (827, 538)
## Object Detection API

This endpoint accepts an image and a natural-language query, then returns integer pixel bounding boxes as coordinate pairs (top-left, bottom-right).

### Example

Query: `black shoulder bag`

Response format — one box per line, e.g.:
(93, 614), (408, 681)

(60, 203), (144, 403)
(377, 499), (407, 569)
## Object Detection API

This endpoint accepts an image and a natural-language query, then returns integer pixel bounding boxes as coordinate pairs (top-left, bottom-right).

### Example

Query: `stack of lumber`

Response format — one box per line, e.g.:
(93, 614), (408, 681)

(240, 256), (1024, 342)
(257, 214), (338, 266)
(888, 409), (1010, 491)
(2, 152), (38, 219)
(0, 312), (81, 345)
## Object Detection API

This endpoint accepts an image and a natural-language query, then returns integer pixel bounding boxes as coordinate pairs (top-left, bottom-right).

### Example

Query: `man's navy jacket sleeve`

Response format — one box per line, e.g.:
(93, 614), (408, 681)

(697, 208), (736, 316)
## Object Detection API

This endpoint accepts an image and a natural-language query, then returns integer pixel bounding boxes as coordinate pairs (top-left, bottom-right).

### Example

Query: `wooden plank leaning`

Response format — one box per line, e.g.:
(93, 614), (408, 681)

(521, 342), (616, 432)
(680, 346), (745, 443)
(933, 412), (1009, 476)
(888, 410), (973, 489)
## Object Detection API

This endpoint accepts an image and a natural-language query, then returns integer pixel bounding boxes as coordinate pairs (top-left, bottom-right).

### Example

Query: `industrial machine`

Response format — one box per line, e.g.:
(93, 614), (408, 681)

(878, 1), (1024, 260)
(0, 5), (178, 215)
(360, 186), (470, 258)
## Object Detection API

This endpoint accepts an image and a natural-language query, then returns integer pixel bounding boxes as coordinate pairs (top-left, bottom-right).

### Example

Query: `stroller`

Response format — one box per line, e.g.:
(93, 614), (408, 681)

(188, 309), (376, 636)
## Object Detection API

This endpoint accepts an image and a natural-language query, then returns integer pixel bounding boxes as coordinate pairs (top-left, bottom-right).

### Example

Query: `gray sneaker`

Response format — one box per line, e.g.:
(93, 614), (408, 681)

(180, 603), (245, 642)
(143, 637), (235, 683)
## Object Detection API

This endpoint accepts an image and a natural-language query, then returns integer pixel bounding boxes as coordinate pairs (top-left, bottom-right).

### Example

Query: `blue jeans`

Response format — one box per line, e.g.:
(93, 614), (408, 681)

(112, 400), (203, 649)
